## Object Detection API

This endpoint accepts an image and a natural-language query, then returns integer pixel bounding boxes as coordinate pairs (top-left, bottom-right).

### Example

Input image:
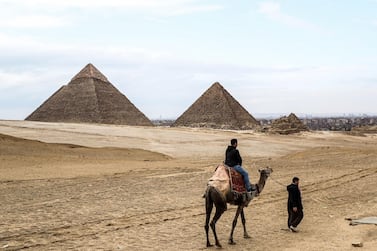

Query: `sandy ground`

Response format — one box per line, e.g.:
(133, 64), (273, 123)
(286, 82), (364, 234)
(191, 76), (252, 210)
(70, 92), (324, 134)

(1, 120), (377, 251)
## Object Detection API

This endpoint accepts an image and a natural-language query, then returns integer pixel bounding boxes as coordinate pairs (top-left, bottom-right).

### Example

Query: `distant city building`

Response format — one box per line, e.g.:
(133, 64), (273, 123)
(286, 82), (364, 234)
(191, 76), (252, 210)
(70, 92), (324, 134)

(259, 115), (377, 131)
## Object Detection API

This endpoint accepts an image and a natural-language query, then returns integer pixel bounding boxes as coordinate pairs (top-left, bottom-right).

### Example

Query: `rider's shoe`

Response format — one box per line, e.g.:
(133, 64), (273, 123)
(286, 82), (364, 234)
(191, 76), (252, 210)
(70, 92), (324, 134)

(246, 191), (253, 200)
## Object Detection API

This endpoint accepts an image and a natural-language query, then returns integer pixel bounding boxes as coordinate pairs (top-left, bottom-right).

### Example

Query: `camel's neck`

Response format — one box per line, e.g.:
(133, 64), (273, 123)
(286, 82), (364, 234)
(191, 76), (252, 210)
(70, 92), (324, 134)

(256, 174), (268, 194)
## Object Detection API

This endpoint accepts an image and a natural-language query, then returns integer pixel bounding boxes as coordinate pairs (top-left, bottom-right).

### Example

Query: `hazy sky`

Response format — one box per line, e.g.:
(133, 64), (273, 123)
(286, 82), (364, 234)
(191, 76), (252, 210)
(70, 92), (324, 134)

(1, 0), (376, 120)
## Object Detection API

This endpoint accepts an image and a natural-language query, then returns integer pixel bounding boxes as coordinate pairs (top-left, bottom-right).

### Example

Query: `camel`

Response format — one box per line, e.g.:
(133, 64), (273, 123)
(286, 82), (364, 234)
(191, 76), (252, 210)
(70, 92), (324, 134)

(204, 166), (273, 248)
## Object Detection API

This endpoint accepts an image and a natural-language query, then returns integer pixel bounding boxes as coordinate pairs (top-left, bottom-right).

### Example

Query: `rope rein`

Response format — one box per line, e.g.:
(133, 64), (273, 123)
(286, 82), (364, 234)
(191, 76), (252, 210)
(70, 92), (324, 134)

(251, 163), (286, 188)
(269, 175), (287, 188)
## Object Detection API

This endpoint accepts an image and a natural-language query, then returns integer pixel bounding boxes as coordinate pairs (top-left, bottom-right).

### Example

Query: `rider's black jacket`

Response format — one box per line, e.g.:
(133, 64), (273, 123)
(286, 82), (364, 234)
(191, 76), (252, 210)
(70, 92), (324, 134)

(225, 145), (242, 167)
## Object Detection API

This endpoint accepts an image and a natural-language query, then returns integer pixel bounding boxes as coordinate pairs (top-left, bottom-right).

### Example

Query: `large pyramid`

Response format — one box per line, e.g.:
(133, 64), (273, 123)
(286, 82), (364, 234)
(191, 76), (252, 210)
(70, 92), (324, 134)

(26, 63), (153, 126)
(171, 82), (259, 130)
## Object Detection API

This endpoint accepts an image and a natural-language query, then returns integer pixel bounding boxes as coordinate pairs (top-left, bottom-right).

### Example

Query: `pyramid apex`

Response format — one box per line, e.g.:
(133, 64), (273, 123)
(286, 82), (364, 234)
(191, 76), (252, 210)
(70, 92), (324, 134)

(211, 82), (223, 88)
(71, 63), (109, 82)
(288, 113), (299, 120)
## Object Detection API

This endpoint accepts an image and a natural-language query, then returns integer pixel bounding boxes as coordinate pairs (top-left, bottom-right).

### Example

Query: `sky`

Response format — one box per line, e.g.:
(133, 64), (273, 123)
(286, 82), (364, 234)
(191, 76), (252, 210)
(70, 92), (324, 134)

(0, 0), (376, 120)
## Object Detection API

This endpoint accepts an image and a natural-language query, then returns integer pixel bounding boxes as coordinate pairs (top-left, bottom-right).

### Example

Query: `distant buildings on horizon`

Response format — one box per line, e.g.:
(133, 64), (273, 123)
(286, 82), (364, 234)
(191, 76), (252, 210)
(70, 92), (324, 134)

(152, 114), (377, 131)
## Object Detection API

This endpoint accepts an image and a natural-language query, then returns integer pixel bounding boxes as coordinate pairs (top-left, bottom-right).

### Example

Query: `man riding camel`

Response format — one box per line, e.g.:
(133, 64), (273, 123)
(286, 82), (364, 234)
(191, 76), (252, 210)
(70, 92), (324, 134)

(225, 138), (255, 200)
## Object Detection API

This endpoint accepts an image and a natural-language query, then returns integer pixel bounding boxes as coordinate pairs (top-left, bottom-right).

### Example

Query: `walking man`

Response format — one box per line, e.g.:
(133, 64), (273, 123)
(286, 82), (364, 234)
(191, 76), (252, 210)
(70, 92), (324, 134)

(287, 177), (304, 232)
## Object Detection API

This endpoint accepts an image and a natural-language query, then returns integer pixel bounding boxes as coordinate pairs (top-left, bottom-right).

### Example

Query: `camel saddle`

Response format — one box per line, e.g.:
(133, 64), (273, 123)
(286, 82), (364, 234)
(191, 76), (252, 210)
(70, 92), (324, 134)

(227, 165), (247, 193)
(207, 164), (247, 200)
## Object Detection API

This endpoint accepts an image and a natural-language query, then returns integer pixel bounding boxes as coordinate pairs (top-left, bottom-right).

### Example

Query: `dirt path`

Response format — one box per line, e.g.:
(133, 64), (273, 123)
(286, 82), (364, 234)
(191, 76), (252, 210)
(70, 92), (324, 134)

(1, 120), (377, 250)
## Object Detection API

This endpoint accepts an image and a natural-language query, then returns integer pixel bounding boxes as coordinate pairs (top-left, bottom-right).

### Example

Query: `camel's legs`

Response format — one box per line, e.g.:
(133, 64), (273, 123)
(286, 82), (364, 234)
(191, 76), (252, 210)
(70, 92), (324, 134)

(210, 207), (225, 248)
(204, 193), (213, 247)
(228, 205), (243, 245)
(241, 208), (250, 238)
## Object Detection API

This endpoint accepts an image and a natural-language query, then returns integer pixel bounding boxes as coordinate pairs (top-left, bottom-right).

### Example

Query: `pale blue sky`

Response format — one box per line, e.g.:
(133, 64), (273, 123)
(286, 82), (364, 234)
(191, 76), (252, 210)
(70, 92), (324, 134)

(0, 0), (376, 120)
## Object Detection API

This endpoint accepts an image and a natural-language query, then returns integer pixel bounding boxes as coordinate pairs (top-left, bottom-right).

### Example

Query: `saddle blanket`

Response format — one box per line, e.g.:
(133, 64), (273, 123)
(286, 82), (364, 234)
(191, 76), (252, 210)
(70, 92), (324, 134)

(207, 164), (247, 197)
(228, 167), (247, 193)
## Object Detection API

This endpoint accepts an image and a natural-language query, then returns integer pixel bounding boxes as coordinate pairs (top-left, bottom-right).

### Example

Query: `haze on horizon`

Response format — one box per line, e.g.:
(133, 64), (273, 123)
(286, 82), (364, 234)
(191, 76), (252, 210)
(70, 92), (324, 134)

(0, 0), (376, 120)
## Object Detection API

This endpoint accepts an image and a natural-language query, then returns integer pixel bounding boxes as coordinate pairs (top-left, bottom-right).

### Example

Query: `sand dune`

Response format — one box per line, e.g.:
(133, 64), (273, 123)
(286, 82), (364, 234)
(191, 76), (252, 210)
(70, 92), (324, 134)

(0, 120), (376, 250)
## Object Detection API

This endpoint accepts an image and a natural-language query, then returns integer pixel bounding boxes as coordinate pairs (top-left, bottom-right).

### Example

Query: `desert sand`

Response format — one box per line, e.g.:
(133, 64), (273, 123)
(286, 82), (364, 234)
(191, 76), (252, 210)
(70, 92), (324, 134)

(1, 120), (377, 250)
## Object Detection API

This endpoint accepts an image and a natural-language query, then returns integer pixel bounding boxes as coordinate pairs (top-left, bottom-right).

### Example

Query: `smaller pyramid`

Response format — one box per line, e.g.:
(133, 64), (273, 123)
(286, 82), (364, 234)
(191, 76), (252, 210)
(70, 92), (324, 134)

(171, 82), (259, 130)
(269, 113), (308, 134)
(26, 63), (153, 126)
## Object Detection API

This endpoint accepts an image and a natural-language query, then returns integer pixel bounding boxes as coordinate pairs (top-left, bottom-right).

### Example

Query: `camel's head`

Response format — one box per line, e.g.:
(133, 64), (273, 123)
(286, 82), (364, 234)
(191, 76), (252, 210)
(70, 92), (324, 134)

(258, 166), (273, 178)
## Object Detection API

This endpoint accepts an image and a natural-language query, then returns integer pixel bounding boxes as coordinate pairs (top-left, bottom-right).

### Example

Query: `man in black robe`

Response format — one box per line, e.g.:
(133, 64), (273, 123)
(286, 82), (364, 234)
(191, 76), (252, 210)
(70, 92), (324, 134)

(287, 177), (304, 232)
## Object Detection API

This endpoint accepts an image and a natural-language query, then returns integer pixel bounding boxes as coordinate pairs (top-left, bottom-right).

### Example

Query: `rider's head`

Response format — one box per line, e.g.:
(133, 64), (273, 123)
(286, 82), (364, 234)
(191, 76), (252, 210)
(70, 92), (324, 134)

(292, 177), (300, 184)
(230, 138), (238, 147)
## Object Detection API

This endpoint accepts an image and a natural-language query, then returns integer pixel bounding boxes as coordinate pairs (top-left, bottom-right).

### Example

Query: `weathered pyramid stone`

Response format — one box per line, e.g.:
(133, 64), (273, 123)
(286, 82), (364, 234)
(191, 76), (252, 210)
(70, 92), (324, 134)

(270, 113), (308, 134)
(171, 82), (259, 130)
(26, 63), (153, 126)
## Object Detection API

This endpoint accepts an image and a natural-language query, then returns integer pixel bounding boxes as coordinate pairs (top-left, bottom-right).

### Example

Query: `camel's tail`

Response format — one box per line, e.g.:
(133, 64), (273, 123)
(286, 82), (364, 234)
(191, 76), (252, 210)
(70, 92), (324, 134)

(202, 186), (209, 198)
